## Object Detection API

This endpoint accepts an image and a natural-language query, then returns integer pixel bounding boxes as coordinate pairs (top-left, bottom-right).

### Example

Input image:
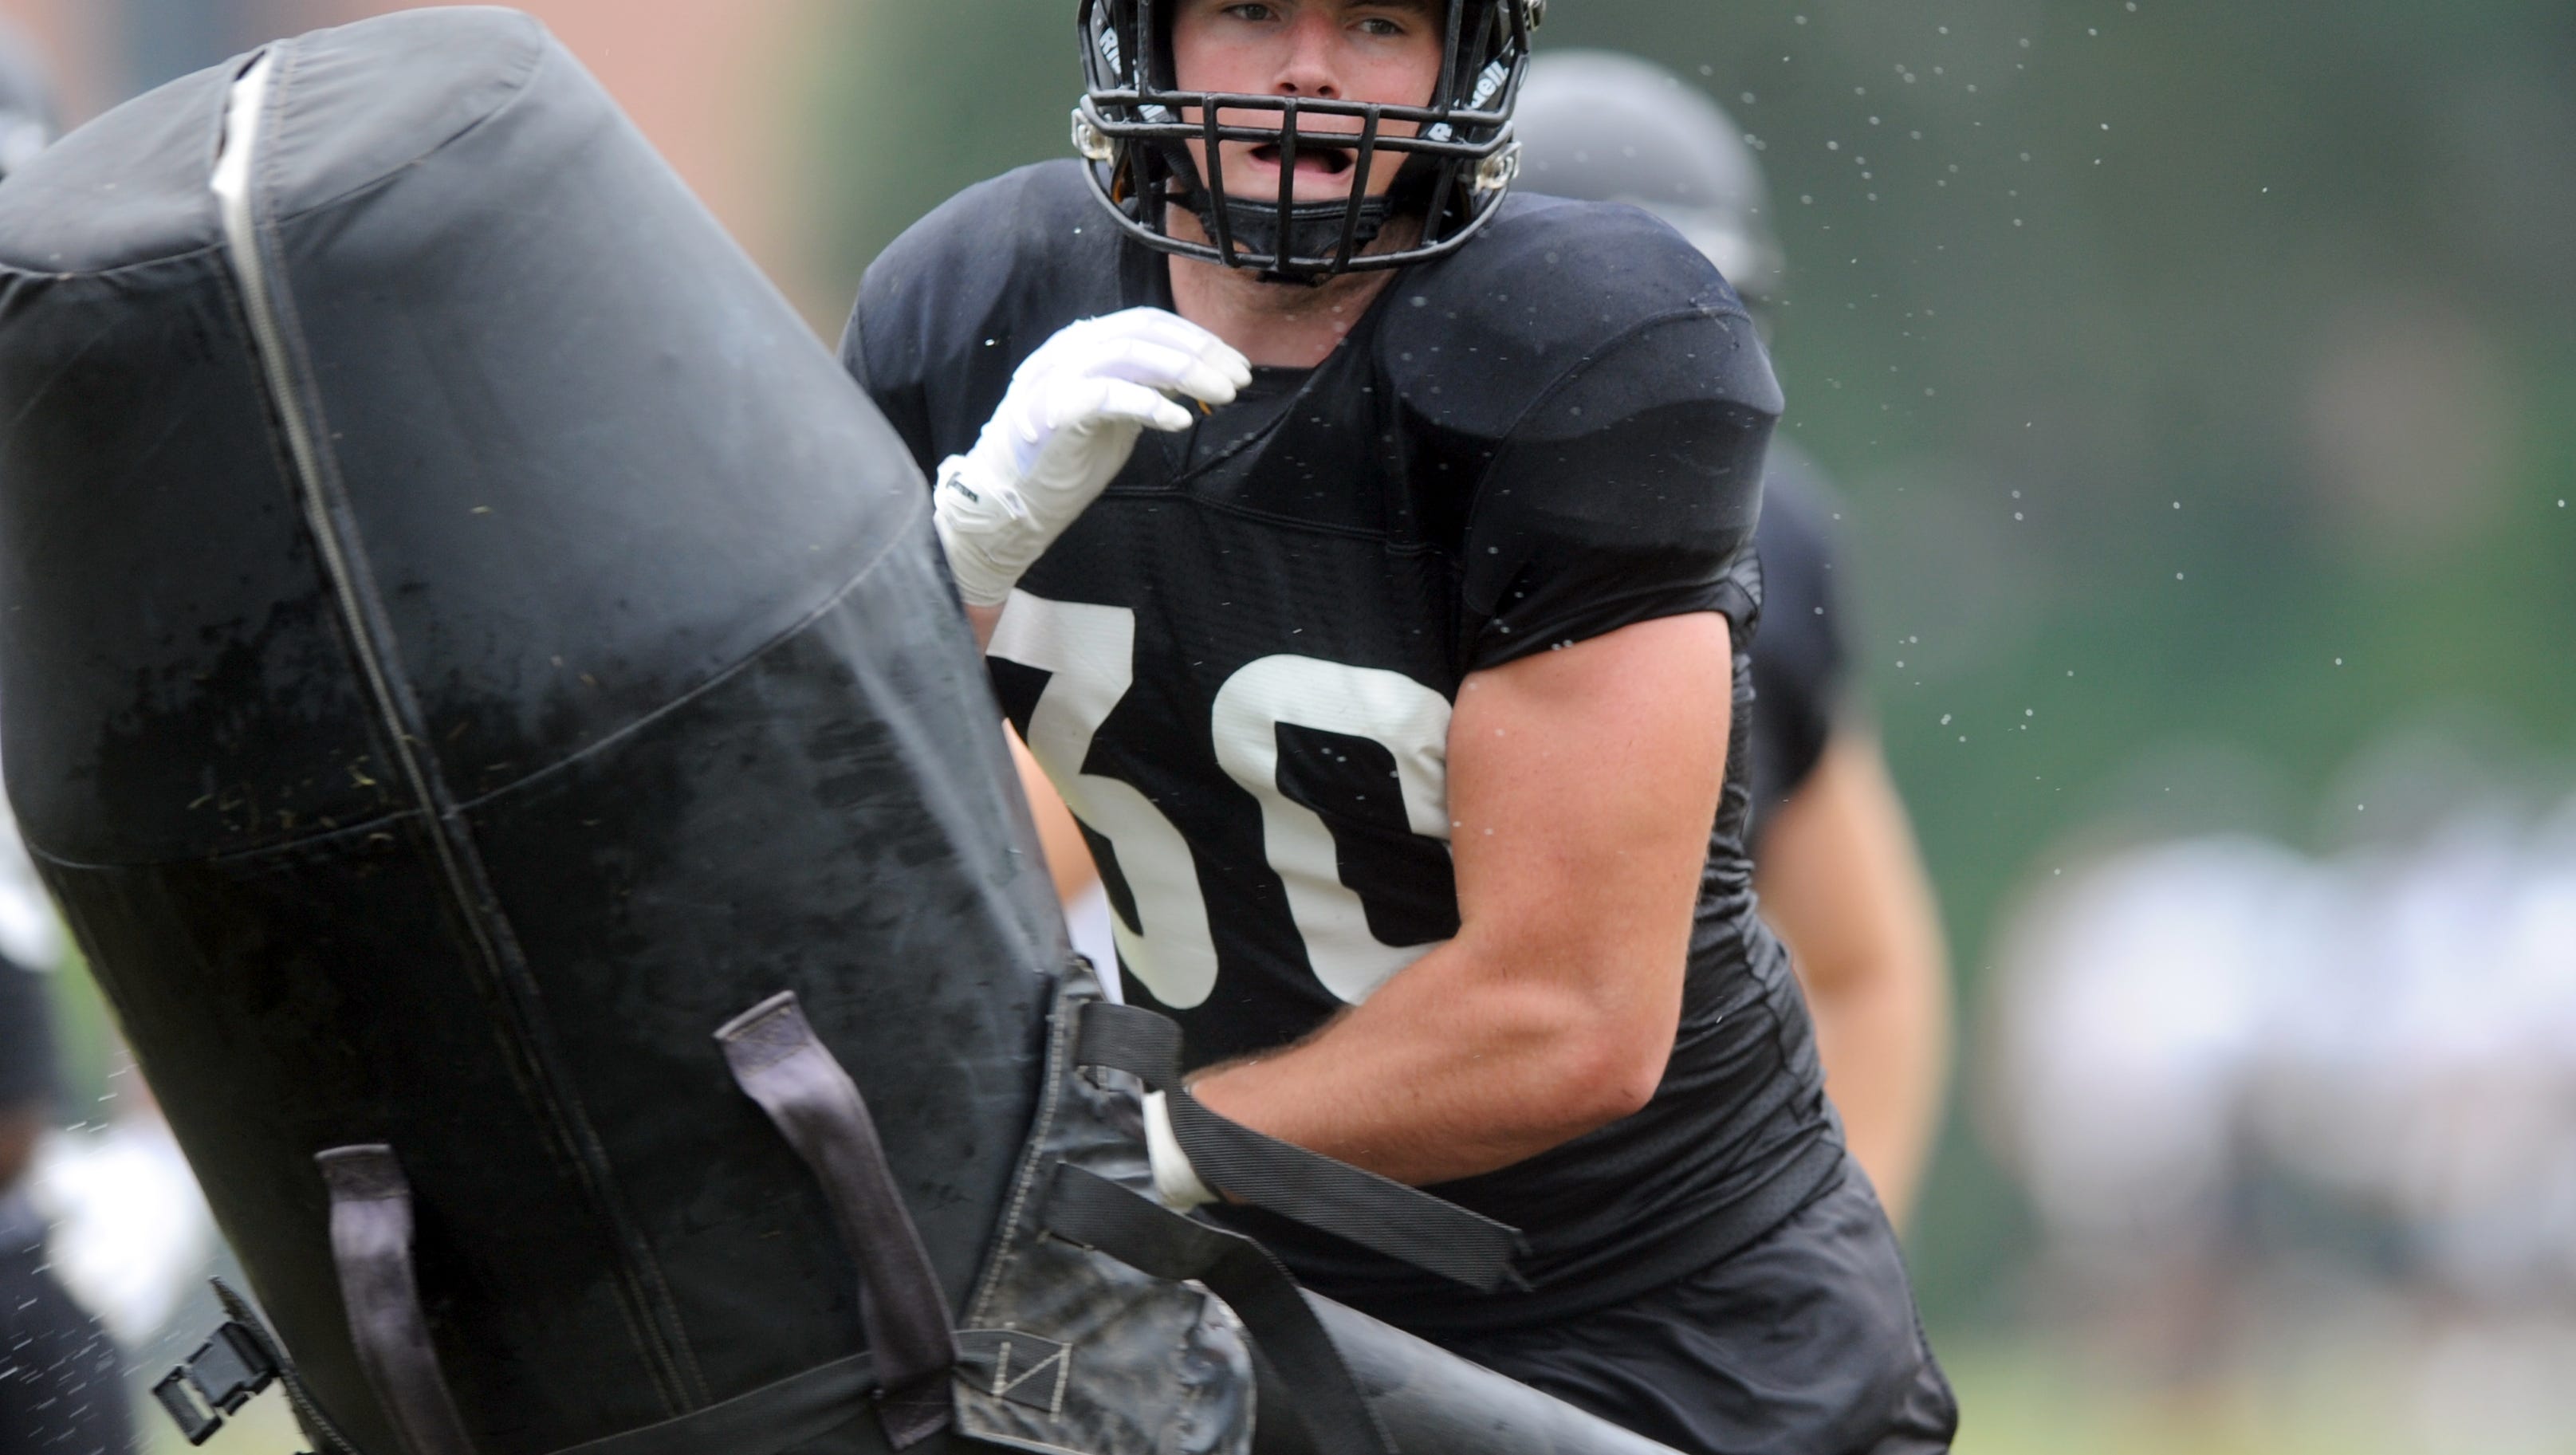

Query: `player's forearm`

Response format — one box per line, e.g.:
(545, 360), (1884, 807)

(1190, 615), (1722, 1190)
(1189, 934), (1677, 1186)
(1007, 727), (1099, 902)
(966, 601), (1005, 653)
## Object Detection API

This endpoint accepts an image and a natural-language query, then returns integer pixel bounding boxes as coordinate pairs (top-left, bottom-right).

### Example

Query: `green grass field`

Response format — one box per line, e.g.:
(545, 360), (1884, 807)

(1942, 1339), (2405, 1455)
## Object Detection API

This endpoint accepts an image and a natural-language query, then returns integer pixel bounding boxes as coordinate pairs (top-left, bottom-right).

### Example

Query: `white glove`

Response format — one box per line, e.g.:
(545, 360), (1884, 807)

(1143, 1090), (1219, 1212)
(933, 308), (1250, 608)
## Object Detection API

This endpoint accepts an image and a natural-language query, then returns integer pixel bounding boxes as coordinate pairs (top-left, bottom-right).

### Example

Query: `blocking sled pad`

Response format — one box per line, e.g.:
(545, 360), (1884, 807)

(0, 10), (1685, 1455)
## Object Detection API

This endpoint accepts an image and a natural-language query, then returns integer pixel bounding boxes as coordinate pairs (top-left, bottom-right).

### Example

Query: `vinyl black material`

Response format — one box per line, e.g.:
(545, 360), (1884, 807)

(546, 1353), (879, 1455)
(1297, 1296), (1691, 1455)
(0, 10), (1060, 1454)
(717, 993), (958, 1449)
(1041, 1165), (1394, 1455)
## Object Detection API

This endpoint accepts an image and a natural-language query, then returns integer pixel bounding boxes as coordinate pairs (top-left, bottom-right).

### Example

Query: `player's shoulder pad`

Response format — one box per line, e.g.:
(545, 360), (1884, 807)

(1382, 194), (1781, 438)
(851, 160), (1118, 387)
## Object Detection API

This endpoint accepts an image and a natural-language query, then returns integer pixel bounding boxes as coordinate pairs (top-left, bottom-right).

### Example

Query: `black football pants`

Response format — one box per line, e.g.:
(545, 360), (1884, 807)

(1433, 1166), (1958, 1455)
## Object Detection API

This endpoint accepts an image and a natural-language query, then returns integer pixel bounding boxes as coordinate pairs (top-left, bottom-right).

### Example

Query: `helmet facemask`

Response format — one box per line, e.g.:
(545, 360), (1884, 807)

(1074, 0), (1540, 283)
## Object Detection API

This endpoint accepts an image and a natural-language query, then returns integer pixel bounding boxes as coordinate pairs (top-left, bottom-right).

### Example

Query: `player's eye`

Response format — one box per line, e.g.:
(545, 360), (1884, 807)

(1221, 3), (1280, 22)
(1355, 17), (1407, 36)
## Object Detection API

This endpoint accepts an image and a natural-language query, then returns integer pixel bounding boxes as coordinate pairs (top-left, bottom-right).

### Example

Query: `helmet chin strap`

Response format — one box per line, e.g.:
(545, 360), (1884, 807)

(1178, 183), (1396, 285)
(1162, 142), (1439, 285)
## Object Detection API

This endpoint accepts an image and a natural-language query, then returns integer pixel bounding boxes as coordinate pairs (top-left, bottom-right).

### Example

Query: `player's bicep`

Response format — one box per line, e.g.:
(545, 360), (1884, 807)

(1445, 611), (1732, 985)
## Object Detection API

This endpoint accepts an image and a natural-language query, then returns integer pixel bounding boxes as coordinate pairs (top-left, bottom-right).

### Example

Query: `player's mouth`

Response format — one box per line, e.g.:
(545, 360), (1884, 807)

(1247, 142), (1357, 179)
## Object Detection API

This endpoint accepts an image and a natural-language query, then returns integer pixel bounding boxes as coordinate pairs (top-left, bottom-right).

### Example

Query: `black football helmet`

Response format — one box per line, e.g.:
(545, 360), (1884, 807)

(1513, 49), (1784, 306)
(1073, 0), (1543, 281)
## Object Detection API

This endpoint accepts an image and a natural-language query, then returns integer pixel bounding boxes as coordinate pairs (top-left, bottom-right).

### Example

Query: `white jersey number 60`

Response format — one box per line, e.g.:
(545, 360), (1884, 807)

(989, 590), (1453, 1009)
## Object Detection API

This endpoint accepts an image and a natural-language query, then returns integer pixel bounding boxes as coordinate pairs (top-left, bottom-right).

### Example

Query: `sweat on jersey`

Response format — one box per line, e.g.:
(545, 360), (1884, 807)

(843, 161), (1843, 1332)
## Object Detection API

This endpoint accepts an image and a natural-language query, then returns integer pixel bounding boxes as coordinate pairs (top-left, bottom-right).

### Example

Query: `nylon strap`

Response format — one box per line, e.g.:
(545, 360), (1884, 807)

(557, 1328), (1064, 1455)
(545, 1352), (877, 1455)
(716, 992), (958, 1449)
(1076, 1000), (1526, 1292)
(313, 1146), (476, 1455)
(1041, 1163), (1392, 1455)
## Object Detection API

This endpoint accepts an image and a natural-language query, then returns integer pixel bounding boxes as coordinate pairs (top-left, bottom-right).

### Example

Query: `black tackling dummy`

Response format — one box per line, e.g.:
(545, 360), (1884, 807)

(0, 9), (1703, 1455)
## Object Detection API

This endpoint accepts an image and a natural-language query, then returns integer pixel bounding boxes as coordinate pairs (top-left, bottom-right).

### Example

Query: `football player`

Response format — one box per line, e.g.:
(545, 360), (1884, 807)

(842, 3), (1957, 1450)
(1515, 49), (1953, 1231)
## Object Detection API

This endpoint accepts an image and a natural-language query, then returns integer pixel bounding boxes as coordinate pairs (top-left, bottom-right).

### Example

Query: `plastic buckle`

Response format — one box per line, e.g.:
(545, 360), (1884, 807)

(151, 1321), (281, 1446)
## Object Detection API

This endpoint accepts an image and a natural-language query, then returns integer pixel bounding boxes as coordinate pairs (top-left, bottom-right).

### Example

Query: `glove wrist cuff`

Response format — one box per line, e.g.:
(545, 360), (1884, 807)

(931, 454), (1027, 608)
(1143, 1090), (1218, 1212)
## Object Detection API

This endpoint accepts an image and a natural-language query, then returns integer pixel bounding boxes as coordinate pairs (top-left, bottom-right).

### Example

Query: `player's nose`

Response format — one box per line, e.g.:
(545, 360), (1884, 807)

(1270, 10), (1343, 100)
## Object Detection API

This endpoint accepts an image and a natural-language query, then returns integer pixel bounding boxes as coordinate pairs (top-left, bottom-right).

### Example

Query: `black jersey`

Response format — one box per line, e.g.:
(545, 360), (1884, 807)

(1744, 439), (1853, 851)
(845, 161), (1842, 1331)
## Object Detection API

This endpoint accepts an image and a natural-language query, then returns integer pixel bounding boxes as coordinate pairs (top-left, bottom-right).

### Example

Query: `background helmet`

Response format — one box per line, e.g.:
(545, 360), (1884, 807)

(0, 19), (57, 181)
(1512, 49), (1784, 305)
(1074, 0), (1544, 281)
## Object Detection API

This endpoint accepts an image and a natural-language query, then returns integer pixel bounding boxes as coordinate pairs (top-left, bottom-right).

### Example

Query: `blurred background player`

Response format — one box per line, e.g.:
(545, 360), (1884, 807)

(0, 841), (128, 1455)
(1512, 49), (1953, 1229)
(2, 22), (159, 1451)
(0, 26), (126, 1455)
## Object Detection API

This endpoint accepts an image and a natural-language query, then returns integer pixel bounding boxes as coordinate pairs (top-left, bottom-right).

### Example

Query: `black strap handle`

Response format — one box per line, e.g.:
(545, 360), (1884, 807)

(1076, 1001), (1528, 1292)
(1042, 1163), (1393, 1455)
(313, 1146), (477, 1455)
(716, 993), (957, 1449)
(545, 1351), (878, 1455)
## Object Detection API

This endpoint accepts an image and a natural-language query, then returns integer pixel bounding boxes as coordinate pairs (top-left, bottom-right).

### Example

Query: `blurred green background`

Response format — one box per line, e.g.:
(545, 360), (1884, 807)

(17, 2), (2576, 1451)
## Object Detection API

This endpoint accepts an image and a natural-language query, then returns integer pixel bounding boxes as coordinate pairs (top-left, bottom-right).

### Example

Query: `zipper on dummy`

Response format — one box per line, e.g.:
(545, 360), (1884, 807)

(209, 49), (705, 1413)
